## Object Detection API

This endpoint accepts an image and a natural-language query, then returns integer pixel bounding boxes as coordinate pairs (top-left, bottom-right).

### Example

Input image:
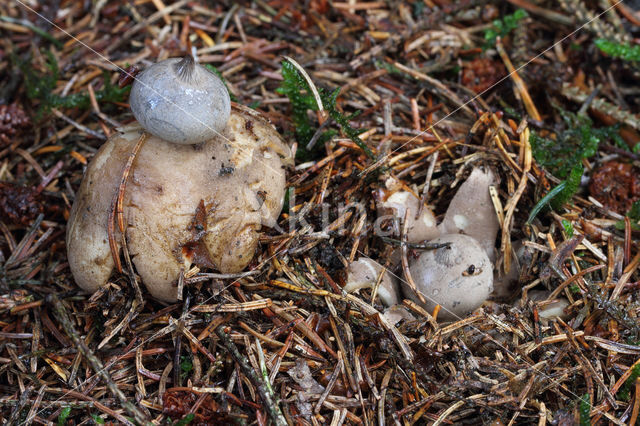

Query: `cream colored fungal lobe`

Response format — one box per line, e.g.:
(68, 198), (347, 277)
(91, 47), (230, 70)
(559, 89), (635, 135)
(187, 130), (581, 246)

(67, 105), (291, 302)
(439, 167), (499, 260)
(528, 290), (569, 322)
(378, 190), (439, 244)
(404, 234), (493, 321)
(383, 305), (416, 325)
(344, 258), (399, 307)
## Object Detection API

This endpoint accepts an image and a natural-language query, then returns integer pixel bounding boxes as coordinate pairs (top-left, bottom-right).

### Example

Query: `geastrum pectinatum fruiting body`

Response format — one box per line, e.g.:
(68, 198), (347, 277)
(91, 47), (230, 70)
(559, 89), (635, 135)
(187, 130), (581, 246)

(341, 167), (500, 321)
(67, 56), (292, 302)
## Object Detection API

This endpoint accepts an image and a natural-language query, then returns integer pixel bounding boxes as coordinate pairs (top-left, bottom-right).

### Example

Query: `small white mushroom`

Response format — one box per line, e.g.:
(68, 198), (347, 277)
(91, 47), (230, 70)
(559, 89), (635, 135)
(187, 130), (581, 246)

(129, 56), (231, 144)
(404, 234), (493, 320)
(438, 167), (499, 260)
(344, 258), (399, 306)
(378, 190), (439, 244)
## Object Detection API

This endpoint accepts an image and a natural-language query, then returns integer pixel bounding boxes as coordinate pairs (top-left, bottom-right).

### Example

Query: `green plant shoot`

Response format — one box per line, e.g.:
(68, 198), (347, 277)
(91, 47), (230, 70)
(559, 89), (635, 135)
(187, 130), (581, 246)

(484, 9), (528, 49)
(277, 59), (373, 160)
(595, 39), (640, 62)
(18, 50), (129, 119)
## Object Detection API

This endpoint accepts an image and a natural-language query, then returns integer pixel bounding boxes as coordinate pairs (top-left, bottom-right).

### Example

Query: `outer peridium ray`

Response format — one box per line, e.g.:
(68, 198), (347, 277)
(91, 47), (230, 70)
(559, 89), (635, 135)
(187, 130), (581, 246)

(107, 132), (148, 273)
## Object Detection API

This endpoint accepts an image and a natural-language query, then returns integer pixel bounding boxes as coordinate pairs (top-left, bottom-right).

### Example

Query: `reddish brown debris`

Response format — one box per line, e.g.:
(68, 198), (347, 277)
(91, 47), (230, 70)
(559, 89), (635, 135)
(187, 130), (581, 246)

(0, 182), (42, 225)
(162, 388), (233, 424)
(589, 160), (640, 214)
(118, 65), (140, 88)
(0, 102), (30, 146)
(461, 57), (507, 94)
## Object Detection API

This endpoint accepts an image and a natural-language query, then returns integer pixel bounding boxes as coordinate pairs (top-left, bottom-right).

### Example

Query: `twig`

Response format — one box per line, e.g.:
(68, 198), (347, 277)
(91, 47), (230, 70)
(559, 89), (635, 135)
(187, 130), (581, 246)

(215, 325), (287, 426)
(48, 294), (152, 426)
(505, 0), (573, 25)
(107, 132), (147, 273)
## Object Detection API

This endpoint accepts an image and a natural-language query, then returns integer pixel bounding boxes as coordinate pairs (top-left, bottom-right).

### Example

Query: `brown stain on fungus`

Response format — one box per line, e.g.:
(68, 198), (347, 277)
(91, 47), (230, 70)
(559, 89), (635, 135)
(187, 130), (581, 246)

(182, 199), (216, 268)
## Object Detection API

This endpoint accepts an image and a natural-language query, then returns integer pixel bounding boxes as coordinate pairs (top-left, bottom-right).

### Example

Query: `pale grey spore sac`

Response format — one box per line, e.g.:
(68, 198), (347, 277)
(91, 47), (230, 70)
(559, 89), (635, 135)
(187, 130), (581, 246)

(130, 56), (230, 145)
(404, 234), (493, 321)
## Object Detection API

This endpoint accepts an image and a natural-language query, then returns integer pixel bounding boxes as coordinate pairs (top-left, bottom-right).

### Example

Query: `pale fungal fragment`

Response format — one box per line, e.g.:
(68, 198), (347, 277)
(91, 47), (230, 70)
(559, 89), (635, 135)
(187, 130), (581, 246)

(343, 257), (399, 306)
(404, 234), (493, 321)
(373, 167), (511, 319)
(383, 305), (416, 325)
(129, 56), (231, 145)
(528, 290), (569, 322)
(378, 190), (439, 243)
(438, 167), (500, 260)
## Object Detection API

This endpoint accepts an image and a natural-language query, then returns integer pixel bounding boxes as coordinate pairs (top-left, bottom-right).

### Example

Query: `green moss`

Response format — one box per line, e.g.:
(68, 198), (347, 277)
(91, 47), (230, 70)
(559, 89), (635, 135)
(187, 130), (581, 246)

(551, 164), (583, 210)
(614, 200), (640, 231)
(528, 108), (635, 222)
(276, 60), (322, 152)
(483, 9), (528, 49)
(321, 87), (372, 158)
(530, 110), (620, 179)
(627, 201), (640, 222)
(527, 164), (583, 223)
(91, 414), (105, 424)
(277, 59), (373, 161)
(57, 407), (72, 426)
(180, 355), (193, 380)
(618, 363), (640, 401)
(595, 39), (640, 62)
(562, 219), (574, 237)
(18, 50), (129, 119)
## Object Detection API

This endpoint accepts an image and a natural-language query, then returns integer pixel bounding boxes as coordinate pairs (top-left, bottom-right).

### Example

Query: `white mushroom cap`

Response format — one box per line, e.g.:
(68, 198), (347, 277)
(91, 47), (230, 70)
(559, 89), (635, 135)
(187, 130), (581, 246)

(344, 258), (399, 307)
(404, 234), (493, 320)
(130, 56), (231, 145)
(378, 190), (439, 244)
(438, 167), (499, 260)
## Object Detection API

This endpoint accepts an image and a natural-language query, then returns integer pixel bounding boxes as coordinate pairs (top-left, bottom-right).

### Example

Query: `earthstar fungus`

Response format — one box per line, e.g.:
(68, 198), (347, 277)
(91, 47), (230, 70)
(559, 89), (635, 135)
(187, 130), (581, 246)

(67, 57), (292, 302)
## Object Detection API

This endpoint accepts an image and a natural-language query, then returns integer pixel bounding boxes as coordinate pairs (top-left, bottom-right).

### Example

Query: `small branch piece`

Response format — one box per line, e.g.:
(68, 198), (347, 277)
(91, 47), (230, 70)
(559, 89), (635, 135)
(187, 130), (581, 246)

(215, 326), (287, 426)
(48, 294), (152, 426)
